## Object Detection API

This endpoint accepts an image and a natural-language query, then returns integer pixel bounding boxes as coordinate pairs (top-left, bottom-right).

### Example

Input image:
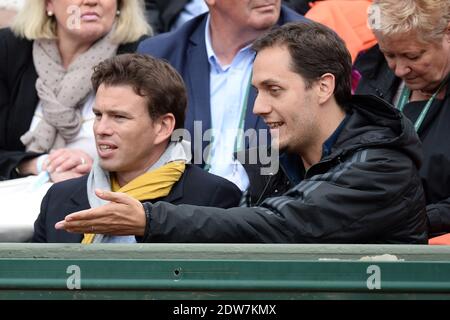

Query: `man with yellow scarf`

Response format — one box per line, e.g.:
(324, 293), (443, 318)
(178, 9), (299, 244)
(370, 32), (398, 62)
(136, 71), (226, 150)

(32, 54), (242, 243)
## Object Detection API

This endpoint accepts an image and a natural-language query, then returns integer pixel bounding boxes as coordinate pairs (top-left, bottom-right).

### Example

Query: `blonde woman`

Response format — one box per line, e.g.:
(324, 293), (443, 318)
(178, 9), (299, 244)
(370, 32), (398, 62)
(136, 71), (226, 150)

(0, 0), (151, 183)
(355, 0), (450, 237)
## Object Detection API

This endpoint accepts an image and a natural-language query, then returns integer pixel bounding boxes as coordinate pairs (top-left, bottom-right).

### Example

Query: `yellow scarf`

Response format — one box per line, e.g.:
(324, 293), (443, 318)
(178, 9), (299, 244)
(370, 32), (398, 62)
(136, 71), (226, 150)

(81, 161), (186, 244)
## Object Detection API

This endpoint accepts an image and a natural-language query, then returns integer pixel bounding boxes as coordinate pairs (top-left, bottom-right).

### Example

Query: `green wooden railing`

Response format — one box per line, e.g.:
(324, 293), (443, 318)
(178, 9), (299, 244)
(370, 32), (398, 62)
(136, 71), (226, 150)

(0, 243), (449, 299)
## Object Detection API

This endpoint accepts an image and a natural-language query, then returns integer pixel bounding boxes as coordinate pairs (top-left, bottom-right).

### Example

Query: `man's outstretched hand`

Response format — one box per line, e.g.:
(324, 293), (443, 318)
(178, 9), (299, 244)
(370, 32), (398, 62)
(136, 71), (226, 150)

(55, 189), (146, 236)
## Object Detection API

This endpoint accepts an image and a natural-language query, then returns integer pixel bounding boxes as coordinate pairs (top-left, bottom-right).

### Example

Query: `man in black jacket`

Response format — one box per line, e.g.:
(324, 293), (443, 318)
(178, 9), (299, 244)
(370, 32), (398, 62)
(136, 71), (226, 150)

(56, 21), (427, 244)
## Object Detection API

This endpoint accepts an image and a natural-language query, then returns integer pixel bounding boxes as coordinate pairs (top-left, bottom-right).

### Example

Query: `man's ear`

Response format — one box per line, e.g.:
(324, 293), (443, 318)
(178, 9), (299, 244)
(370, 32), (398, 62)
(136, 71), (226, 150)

(154, 113), (176, 145)
(316, 73), (336, 105)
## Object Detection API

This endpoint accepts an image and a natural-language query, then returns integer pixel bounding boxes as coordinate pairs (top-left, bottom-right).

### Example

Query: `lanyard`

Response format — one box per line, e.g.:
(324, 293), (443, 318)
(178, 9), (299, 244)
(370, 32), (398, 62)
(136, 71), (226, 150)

(396, 78), (448, 132)
(204, 75), (252, 170)
(233, 75), (252, 152)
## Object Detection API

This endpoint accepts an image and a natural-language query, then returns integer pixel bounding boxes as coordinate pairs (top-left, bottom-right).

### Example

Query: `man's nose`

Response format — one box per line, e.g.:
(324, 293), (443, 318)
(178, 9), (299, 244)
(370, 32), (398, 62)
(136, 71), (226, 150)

(253, 94), (271, 116)
(94, 117), (113, 135)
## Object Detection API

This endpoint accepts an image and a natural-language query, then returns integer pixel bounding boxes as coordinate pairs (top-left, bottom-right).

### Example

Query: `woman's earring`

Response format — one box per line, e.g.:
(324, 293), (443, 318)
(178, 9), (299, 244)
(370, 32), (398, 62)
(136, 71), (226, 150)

(47, 11), (54, 17)
(116, 10), (121, 16)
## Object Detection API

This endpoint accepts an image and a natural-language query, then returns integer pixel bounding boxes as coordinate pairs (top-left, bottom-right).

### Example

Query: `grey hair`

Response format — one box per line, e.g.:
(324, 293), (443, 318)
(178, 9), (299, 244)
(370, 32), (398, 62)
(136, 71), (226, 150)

(369, 0), (450, 43)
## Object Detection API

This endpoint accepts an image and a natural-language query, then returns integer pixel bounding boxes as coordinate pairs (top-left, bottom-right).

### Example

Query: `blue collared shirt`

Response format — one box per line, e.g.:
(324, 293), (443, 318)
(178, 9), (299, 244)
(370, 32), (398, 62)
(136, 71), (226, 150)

(204, 14), (255, 191)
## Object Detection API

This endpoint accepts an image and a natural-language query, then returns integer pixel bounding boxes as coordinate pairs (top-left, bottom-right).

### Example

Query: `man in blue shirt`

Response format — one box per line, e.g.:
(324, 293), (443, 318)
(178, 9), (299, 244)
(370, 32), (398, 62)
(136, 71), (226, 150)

(138, 0), (305, 189)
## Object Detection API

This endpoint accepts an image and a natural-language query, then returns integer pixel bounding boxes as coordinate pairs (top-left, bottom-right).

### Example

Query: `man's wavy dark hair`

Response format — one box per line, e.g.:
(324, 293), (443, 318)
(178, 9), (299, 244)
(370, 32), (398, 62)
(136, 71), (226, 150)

(252, 21), (352, 109)
(92, 53), (187, 129)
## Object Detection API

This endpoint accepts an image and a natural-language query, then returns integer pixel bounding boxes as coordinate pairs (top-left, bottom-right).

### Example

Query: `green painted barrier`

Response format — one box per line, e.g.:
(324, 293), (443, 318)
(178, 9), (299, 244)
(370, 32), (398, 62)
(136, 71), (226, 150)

(0, 243), (449, 299)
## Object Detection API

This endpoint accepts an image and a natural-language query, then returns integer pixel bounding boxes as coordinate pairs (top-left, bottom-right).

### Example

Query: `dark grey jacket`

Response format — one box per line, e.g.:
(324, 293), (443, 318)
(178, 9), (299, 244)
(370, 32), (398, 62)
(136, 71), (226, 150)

(141, 95), (428, 244)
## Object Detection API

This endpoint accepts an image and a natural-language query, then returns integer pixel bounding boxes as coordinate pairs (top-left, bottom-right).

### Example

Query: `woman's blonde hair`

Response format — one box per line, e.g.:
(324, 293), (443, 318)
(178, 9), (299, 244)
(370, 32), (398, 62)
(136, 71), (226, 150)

(11, 0), (152, 43)
(370, 0), (450, 43)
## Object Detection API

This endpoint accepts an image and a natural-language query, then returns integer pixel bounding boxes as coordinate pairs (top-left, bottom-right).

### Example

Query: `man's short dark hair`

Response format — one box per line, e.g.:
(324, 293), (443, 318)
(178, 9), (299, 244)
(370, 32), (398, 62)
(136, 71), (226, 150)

(92, 53), (187, 129)
(252, 21), (352, 107)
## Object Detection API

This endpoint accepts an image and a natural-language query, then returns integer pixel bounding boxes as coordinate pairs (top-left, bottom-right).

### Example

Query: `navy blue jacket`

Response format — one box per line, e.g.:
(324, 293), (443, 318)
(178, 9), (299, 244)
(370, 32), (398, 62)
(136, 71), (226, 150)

(138, 6), (306, 162)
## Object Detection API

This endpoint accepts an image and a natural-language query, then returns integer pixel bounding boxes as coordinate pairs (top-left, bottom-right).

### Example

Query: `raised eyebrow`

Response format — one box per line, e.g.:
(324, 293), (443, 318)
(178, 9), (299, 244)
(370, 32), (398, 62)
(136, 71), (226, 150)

(109, 109), (131, 117)
(259, 79), (282, 87)
(93, 107), (132, 117)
